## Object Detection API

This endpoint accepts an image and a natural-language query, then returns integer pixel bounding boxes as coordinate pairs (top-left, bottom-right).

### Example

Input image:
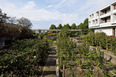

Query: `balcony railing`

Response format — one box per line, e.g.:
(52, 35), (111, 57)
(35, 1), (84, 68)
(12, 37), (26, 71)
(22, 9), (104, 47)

(100, 11), (110, 16)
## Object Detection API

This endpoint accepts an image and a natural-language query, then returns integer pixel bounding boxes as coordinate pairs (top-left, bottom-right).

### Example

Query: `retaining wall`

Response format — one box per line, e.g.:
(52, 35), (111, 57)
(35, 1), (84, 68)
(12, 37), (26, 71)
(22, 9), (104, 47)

(90, 46), (116, 65)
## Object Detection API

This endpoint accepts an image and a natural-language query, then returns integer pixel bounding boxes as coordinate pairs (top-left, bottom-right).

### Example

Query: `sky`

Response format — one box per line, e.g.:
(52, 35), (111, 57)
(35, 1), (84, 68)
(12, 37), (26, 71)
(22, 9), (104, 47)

(0, 0), (115, 29)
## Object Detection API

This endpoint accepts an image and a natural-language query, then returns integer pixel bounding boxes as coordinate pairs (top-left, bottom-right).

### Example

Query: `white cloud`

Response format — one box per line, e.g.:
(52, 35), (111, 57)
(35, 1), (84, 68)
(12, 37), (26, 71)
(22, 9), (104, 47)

(0, 0), (78, 27)
(0, 0), (115, 29)
(47, 5), (54, 8)
(55, 0), (66, 8)
(24, 1), (36, 9)
(54, 0), (78, 8)
(79, 0), (115, 13)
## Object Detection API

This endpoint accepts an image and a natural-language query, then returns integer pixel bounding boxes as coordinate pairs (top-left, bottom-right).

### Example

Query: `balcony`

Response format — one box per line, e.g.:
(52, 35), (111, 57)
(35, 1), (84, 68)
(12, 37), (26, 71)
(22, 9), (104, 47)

(100, 17), (112, 27)
(89, 24), (100, 29)
(100, 16), (111, 24)
(100, 6), (111, 18)
(112, 14), (116, 23)
(100, 22), (111, 26)
(113, 10), (116, 14)
(89, 19), (100, 29)
(100, 11), (111, 18)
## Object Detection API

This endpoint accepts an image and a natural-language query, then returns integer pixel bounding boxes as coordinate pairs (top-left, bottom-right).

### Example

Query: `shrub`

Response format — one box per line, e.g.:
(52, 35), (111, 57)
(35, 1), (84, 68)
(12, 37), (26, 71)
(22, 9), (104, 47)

(106, 37), (116, 55)
(83, 32), (95, 45)
(83, 32), (116, 55)
(94, 32), (107, 49)
(0, 39), (50, 76)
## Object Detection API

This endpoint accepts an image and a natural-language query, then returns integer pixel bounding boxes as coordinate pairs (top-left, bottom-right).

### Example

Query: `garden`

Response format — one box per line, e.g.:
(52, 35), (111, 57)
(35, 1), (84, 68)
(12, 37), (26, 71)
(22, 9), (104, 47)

(2, 7), (116, 77)
(83, 32), (116, 55)
(56, 31), (116, 77)
(0, 39), (50, 77)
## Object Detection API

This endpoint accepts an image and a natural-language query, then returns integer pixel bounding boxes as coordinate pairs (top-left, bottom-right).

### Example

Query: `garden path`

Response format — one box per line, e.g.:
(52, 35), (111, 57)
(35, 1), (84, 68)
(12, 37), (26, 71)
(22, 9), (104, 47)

(41, 46), (56, 77)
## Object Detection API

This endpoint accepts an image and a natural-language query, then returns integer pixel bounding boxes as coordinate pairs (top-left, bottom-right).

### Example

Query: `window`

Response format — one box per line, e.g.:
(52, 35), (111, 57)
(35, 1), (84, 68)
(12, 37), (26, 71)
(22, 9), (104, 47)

(92, 14), (94, 18)
(96, 19), (98, 24)
(96, 12), (99, 16)
(90, 15), (91, 18)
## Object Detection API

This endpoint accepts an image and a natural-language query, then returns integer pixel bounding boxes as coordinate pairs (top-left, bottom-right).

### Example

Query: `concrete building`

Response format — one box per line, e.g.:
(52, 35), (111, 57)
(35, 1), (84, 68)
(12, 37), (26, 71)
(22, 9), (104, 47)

(89, 1), (116, 36)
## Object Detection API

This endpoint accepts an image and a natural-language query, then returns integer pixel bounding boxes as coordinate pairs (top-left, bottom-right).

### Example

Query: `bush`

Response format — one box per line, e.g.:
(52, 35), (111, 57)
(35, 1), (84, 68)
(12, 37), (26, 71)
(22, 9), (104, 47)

(94, 32), (107, 49)
(83, 32), (116, 55)
(83, 32), (95, 45)
(106, 37), (116, 55)
(0, 39), (50, 76)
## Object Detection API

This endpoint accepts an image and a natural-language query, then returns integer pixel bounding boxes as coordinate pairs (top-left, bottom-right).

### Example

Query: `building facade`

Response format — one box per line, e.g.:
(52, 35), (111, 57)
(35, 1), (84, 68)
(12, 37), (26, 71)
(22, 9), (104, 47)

(89, 1), (116, 36)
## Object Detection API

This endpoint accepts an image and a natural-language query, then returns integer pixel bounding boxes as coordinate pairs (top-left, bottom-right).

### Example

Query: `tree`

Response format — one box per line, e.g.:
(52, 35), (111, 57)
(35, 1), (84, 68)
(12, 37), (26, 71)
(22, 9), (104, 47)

(78, 18), (88, 29)
(38, 30), (41, 33)
(70, 23), (77, 36)
(8, 17), (16, 24)
(0, 9), (9, 23)
(0, 9), (33, 39)
(0, 9), (9, 38)
(19, 27), (33, 39)
(78, 18), (90, 35)
(57, 24), (63, 29)
(49, 24), (56, 29)
(83, 18), (88, 29)
(63, 24), (71, 29)
(17, 17), (32, 28)
(71, 23), (77, 29)
(78, 23), (83, 29)
(5, 24), (22, 39)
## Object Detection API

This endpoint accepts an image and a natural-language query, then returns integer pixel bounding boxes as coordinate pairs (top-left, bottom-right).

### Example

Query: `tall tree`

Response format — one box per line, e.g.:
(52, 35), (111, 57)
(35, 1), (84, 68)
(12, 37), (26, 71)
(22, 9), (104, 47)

(49, 24), (56, 29)
(19, 27), (33, 39)
(78, 18), (89, 35)
(0, 9), (9, 38)
(71, 23), (77, 29)
(38, 30), (41, 33)
(63, 24), (71, 29)
(84, 18), (88, 28)
(0, 9), (33, 39)
(0, 9), (9, 23)
(78, 18), (88, 29)
(57, 24), (63, 29)
(8, 17), (16, 24)
(17, 17), (32, 28)
(78, 23), (83, 29)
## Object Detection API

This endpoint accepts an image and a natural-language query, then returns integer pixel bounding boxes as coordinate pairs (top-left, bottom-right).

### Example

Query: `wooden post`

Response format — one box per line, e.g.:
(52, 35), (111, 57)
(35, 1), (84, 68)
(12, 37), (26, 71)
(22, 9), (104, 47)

(63, 64), (65, 77)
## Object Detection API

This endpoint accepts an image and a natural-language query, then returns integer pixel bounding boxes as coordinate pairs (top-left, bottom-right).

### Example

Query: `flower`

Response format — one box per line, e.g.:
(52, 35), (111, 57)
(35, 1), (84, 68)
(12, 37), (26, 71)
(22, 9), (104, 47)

(34, 56), (36, 58)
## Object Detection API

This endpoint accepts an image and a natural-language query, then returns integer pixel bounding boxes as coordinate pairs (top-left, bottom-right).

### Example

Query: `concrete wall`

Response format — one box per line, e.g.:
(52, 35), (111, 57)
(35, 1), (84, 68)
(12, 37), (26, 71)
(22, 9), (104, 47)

(89, 46), (116, 65)
(95, 28), (113, 36)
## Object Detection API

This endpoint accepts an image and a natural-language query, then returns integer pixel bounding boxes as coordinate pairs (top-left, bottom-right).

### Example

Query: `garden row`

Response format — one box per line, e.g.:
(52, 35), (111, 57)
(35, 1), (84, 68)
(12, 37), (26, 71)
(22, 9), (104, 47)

(56, 31), (115, 77)
(0, 39), (50, 77)
(83, 32), (116, 55)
